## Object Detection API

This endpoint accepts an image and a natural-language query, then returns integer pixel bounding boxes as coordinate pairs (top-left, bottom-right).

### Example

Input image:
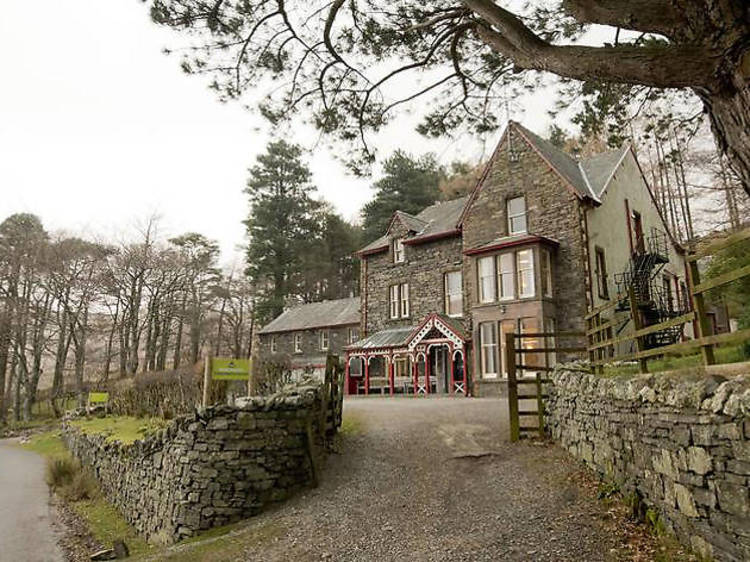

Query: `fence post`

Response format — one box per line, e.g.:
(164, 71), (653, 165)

(687, 260), (716, 366)
(505, 332), (520, 443)
(536, 372), (545, 439)
(201, 354), (212, 408)
(628, 288), (649, 373)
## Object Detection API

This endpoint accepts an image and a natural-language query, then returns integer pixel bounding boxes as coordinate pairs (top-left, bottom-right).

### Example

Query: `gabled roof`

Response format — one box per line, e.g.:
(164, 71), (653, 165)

(512, 122), (596, 200)
(357, 196), (468, 255)
(460, 122), (635, 227)
(258, 297), (360, 334)
(580, 144), (631, 198)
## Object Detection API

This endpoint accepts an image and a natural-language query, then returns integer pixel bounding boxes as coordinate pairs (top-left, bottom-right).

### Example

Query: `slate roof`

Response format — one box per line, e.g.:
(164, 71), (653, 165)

(513, 122), (630, 202)
(346, 327), (414, 350)
(580, 144), (630, 198)
(464, 233), (559, 255)
(258, 297), (360, 334)
(357, 196), (467, 255)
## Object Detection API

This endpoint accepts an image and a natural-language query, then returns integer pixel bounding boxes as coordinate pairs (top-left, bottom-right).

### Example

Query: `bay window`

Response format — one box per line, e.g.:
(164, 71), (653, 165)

(517, 249), (535, 298)
(541, 248), (553, 298)
(479, 322), (498, 378)
(478, 256), (496, 303)
(498, 253), (514, 300)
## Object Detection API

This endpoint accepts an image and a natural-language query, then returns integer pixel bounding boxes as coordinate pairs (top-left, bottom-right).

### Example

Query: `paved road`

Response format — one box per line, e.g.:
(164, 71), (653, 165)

(153, 397), (625, 562)
(0, 439), (64, 562)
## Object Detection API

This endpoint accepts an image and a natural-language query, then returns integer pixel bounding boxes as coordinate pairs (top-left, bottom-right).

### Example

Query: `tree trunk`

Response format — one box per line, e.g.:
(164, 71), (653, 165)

(700, 73), (750, 198)
(73, 308), (88, 409)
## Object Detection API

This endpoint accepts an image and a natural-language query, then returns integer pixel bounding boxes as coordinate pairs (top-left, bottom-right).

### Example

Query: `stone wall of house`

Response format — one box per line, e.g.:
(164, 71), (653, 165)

(361, 219), (463, 335)
(257, 326), (356, 372)
(63, 385), (331, 543)
(546, 366), (750, 560)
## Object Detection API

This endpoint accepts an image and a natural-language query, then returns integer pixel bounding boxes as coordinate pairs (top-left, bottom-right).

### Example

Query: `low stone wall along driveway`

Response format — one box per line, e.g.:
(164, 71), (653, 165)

(153, 397), (642, 562)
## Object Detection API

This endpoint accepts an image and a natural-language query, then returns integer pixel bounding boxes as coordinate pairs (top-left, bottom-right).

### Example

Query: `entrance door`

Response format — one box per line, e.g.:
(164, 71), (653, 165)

(431, 346), (449, 393)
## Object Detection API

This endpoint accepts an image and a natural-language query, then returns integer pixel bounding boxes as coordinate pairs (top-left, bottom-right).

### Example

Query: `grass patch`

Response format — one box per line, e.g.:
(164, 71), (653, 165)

(600, 344), (747, 377)
(339, 412), (364, 436)
(21, 430), (151, 556)
(69, 416), (170, 445)
(72, 498), (152, 557)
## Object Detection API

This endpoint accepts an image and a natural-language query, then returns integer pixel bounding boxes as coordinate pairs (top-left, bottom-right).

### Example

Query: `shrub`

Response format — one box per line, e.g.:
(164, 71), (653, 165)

(46, 457), (78, 490)
(46, 456), (100, 501)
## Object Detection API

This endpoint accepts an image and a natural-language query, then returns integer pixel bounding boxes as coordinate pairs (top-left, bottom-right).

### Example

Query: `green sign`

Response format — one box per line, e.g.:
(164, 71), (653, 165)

(88, 392), (109, 404)
(211, 358), (251, 380)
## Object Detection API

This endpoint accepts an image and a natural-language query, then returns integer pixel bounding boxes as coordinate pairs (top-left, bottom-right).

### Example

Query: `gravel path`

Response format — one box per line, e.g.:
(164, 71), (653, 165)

(0, 439), (64, 562)
(162, 396), (625, 562)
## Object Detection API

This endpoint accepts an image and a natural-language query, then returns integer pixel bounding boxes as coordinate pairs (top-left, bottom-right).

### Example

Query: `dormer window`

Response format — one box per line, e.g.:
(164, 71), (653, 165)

(393, 238), (405, 263)
(507, 196), (527, 235)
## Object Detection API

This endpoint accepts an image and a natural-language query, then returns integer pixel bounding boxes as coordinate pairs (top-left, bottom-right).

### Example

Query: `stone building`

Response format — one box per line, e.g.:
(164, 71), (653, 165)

(344, 121), (691, 397)
(257, 297), (360, 378)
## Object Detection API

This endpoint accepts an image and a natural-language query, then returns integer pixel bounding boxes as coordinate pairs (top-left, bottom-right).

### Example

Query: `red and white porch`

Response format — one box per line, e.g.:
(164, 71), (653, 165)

(344, 313), (470, 397)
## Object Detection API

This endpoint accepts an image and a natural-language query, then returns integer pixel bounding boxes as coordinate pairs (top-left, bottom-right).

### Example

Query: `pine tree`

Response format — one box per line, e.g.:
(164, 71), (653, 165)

(361, 151), (443, 244)
(244, 141), (322, 324)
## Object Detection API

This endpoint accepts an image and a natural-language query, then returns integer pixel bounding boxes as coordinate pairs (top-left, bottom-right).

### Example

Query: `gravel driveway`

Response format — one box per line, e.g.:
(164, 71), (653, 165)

(152, 396), (630, 561)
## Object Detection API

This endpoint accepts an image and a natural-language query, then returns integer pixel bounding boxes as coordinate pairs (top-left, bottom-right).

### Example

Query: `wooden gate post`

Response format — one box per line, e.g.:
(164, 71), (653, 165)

(687, 260), (716, 366)
(505, 332), (520, 443)
(201, 354), (212, 408)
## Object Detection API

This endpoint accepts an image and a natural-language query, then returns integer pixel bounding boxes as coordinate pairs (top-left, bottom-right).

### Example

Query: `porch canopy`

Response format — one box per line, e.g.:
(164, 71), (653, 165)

(344, 313), (469, 396)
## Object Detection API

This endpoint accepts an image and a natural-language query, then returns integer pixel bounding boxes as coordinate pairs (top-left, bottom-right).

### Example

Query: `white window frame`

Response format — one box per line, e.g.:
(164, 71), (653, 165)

(320, 330), (329, 351)
(270, 336), (277, 353)
(478, 256), (496, 303)
(516, 248), (535, 298)
(294, 333), (302, 353)
(541, 248), (553, 298)
(444, 271), (463, 317)
(479, 322), (498, 378)
(507, 196), (527, 235)
(497, 253), (515, 301)
(389, 285), (399, 319)
(400, 282), (410, 318)
(348, 327), (360, 344)
(393, 238), (405, 263)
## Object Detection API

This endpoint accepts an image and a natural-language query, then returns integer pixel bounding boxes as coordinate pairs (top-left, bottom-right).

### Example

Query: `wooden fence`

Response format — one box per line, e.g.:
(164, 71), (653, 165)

(586, 226), (750, 374)
(506, 331), (586, 442)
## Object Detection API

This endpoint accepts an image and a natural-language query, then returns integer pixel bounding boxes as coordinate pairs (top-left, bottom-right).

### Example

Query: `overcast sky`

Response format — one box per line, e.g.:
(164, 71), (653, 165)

(0, 1), (580, 263)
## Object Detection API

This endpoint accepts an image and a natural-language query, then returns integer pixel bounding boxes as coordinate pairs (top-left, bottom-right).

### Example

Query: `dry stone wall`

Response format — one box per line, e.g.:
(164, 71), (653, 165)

(63, 385), (329, 543)
(546, 366), (750, 561)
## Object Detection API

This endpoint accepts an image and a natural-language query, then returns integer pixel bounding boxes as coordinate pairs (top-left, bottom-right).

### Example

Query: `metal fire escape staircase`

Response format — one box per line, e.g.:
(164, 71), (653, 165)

(614, 228), (687, 349)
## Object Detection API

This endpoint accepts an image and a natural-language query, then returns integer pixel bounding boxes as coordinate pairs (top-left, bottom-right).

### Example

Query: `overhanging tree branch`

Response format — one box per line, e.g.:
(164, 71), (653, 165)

(464, 0), (720, 89)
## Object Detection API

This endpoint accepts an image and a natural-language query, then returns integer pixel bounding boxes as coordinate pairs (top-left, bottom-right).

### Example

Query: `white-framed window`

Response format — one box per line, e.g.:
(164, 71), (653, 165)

(507, 196), (527, 234)
(320, 330), (329, 351)
(478, 256), (496, 303)
(294, 333), (302, 353)
(541, 248), (553, 298)
(498, 253), (515, 300)
(444, 271), (463, 317)
(400, 282), (410, 318)
(517, 249), (535, 298)
(348, 327), (360, 344)
(393, 238), (405, 263)
(270, 336), (277, 353)
(389, 283), (410, 318)
(389, 285), (399, 319)
(479, 322), (498, 378)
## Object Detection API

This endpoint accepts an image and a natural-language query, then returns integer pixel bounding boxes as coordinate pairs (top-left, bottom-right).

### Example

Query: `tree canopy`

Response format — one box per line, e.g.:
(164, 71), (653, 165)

(148, 1), (750, 196)
(361, 151), (443, 244)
